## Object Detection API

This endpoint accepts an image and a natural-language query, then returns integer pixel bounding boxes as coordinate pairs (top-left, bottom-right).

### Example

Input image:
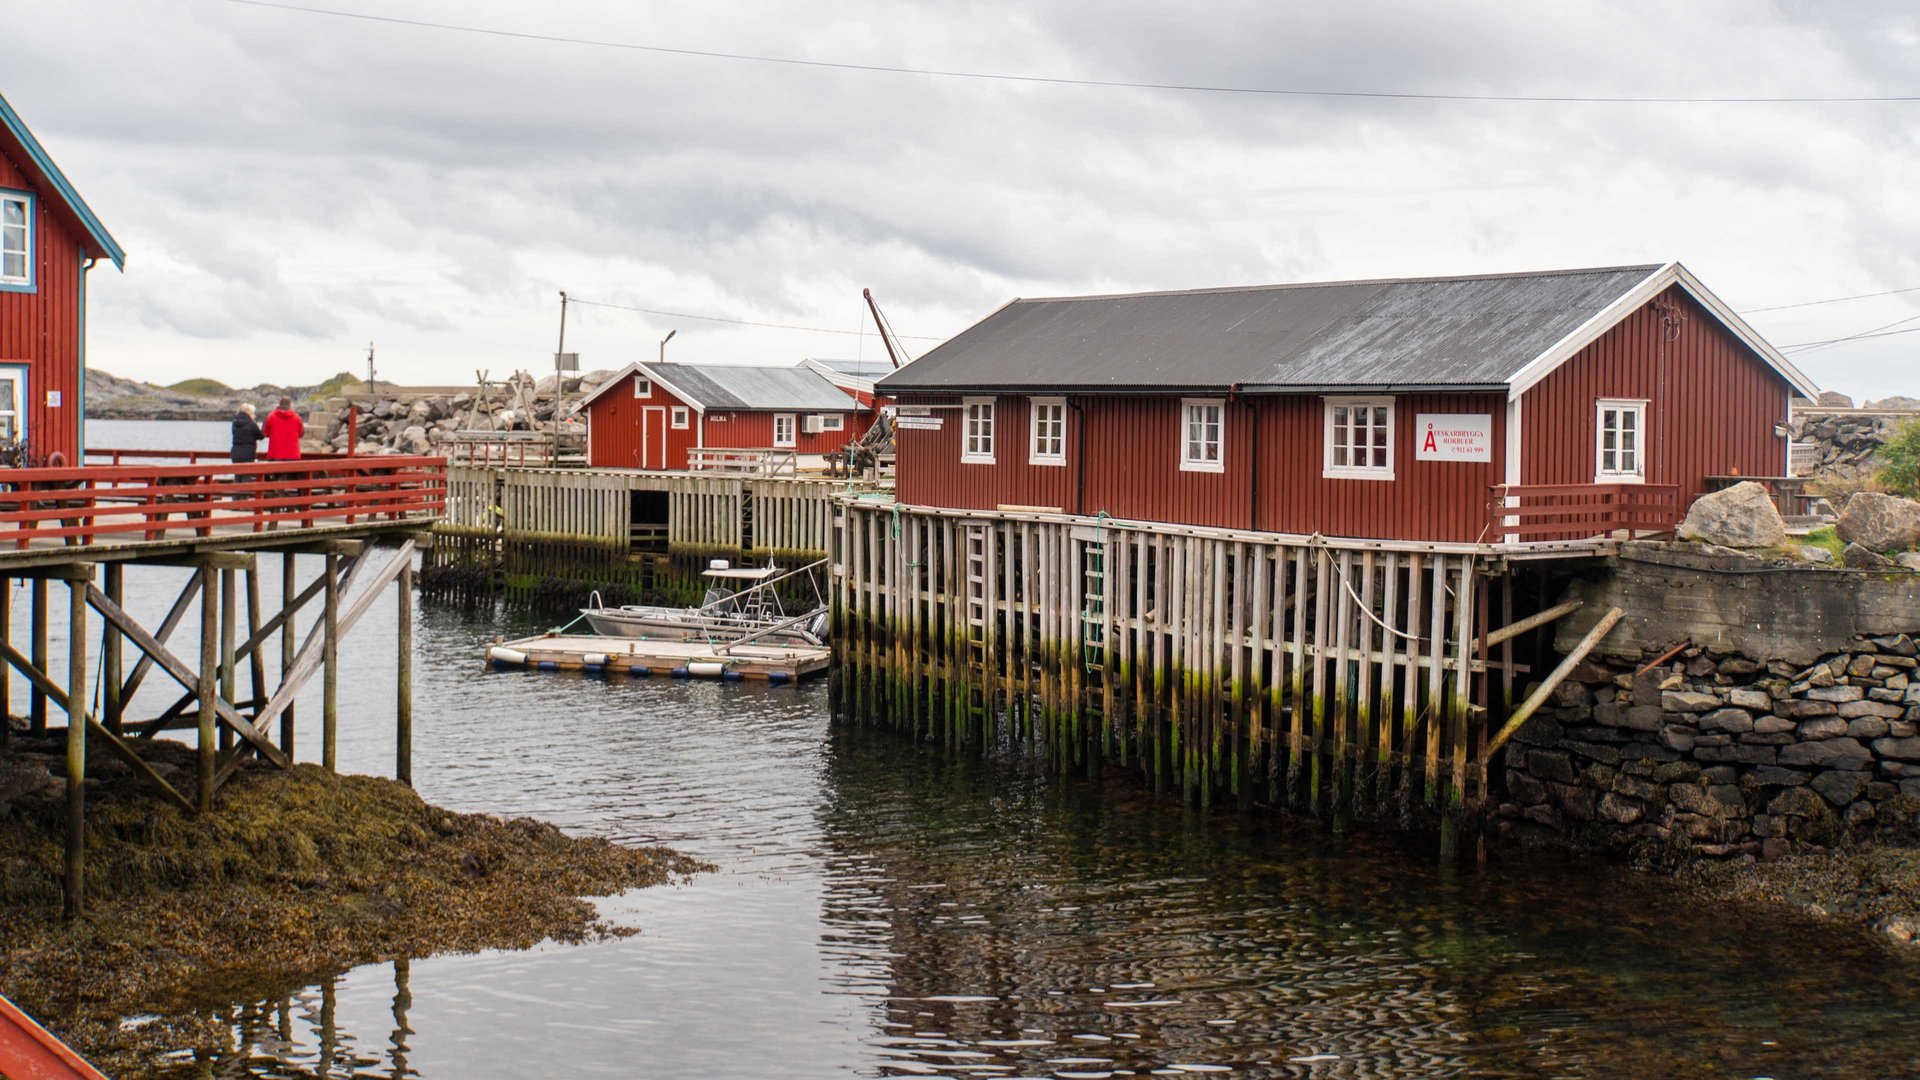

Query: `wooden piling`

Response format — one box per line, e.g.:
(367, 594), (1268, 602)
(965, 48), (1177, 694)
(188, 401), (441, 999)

(220, 567), (237, 754)
(281, 553), (297, 755)
(102, 563), (123, 733)
(30, 577), (47, 732)
(397, 555), (413, 786)
(198, 562), (218, 813)
(323, 552), (339, 772)
(64, 575), (88, 918)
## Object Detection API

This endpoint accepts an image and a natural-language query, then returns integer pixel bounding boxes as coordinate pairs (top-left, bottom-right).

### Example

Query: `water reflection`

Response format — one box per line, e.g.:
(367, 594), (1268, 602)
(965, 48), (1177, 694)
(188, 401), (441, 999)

(103, 587), (1920, 1080)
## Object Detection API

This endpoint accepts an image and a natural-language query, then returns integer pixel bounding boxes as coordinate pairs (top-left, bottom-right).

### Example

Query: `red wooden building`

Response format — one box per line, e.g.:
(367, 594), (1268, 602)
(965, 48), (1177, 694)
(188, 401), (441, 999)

(877, 263), (1818, 544)
(581, 360), (878, 470)
(0, 92), (125, 464)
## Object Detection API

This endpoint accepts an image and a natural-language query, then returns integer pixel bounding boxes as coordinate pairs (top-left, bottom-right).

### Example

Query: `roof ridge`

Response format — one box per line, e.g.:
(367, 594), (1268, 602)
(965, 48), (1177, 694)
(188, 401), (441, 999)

(1013, 263), (1665, 305)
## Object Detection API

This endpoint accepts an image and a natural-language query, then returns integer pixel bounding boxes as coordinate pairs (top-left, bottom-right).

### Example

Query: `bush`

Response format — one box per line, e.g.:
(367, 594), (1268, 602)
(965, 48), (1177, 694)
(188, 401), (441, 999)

(1877, 418), (1920, 497)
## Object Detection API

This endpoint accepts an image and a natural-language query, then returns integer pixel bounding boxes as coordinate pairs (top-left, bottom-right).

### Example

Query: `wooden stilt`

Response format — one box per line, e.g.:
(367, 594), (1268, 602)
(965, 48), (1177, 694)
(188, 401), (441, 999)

(323, 553), (339, 772)
(198, 562), (218, 812)
(102, 563), (123, 733)
(281, 553), (297, 756)
(0, 576), (11, 747)
(64, 575), (88, 919)
(30, 576), (47, 732)
(220, 567), (237, 754)
(397, 554), (413, 785)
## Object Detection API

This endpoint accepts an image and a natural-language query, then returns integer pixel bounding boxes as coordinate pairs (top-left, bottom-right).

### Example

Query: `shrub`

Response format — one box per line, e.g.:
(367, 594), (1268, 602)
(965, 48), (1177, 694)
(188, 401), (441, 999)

(1876, 418), (1920, 497)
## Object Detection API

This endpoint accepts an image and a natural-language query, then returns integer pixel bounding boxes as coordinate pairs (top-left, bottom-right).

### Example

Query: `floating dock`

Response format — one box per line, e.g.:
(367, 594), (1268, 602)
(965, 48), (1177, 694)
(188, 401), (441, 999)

(485, 633), (829, 681)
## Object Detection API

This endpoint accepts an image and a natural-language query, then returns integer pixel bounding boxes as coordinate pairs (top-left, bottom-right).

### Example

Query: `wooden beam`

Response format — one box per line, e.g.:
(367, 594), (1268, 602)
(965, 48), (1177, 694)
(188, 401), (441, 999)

(122, 572), (202, 725)
(198, 564), (217, 812)
(323, 552), (338, 771)
(397, 556), (413, 786)
(1483, 599), (1584, 648)
(102, 564), (123, 733)
(64, 579), (87, 918)
(1477, 606), (1626, 772)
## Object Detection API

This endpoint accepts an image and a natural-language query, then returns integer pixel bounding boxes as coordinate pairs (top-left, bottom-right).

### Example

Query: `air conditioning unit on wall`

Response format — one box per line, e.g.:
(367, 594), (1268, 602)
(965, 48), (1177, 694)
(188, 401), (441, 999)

(802, 415), (824, 433)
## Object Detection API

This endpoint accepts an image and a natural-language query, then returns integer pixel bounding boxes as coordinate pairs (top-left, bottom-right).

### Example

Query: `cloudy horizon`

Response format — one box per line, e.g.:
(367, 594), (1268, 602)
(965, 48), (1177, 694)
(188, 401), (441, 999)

(8, 0), (1920, 401)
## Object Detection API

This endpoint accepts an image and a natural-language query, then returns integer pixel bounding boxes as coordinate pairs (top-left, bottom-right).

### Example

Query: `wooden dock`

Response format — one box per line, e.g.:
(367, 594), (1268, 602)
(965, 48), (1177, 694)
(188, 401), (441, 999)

(830, 497), (1608, 843)
(0, 454), (445, 916)
(485, 633), (828, 681)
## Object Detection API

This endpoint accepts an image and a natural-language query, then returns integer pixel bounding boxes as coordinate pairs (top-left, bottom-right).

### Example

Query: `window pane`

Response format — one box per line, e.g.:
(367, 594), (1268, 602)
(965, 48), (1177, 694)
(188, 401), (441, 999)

(2, 200), (22, 226)
(1622, 411), (1636, 434)
(1, 224), (22, 252)
(1, 253), (20, 280)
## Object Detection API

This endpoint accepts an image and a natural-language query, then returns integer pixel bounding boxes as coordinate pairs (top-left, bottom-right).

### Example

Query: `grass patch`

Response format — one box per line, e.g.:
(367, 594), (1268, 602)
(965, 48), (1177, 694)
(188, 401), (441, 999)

(164, 377), (234, 397)
(1799, 525), (1846, 560)
(312, 371), (363, 398)
(0, 735), (705, 1074)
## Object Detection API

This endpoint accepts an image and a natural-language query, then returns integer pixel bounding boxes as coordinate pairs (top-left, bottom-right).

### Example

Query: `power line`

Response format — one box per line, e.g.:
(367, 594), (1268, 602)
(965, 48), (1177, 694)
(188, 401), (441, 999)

(1741, 284), (1920, 313)
(1779, 322), (1920, 351)
(220, 0), (1920, 105)
(567, 296), (944, 340)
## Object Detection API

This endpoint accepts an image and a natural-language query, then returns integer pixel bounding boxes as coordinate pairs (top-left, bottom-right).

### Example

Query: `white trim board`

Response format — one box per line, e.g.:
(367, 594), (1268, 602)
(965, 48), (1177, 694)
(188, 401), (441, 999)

(1504, 261), (1820, 401)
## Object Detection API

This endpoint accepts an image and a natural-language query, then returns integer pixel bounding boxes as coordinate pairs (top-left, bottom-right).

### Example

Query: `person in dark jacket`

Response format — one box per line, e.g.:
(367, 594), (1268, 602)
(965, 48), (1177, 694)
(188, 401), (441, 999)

(231, 403), (263, 463)
(261, 396), (304, 460)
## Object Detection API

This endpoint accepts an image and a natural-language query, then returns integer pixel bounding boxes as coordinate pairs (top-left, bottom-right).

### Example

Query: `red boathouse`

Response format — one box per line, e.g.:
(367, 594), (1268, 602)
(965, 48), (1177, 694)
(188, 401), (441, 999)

(0, 91), (124, 464)
(581, 361), (878, 471)
(876, 263), (1818, 544)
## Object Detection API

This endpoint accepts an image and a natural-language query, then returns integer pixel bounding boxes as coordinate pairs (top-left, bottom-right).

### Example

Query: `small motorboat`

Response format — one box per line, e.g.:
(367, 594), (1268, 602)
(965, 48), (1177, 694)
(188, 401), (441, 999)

(580, 559), (830, 646)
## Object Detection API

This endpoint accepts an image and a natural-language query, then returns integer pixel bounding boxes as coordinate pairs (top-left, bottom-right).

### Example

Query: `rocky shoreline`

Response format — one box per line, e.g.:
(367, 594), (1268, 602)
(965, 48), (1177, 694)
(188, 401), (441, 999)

(0, 735), (705, 1076)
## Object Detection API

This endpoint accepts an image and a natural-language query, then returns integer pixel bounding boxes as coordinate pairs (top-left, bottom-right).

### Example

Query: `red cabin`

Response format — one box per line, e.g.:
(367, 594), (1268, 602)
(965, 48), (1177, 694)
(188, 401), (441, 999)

(0, 92), (124, 465)
(581, 361), (878, 471)
(877, 263), (1818, 544)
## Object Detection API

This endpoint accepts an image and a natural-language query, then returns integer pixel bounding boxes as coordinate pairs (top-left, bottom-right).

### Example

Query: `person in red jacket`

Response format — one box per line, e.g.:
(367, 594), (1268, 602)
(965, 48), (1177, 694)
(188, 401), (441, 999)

(261, 396), (304, 460)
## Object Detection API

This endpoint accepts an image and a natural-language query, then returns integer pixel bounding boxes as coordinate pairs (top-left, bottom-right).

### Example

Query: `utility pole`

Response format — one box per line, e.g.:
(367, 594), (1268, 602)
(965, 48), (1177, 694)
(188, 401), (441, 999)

(659, 328), (676, 364)
(554, 291), (568, 444)
(366, 341), (376, 387)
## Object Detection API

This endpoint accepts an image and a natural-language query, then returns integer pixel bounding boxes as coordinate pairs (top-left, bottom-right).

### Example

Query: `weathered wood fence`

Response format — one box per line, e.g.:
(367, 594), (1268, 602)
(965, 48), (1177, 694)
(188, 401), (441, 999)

(831, 499), (1533, 837)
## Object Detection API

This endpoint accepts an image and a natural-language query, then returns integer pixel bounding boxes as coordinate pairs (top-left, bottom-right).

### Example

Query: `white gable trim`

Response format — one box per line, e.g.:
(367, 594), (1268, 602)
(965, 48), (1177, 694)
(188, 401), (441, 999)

(578, 362), (707, 413)
(1505, 261), (1820, 401)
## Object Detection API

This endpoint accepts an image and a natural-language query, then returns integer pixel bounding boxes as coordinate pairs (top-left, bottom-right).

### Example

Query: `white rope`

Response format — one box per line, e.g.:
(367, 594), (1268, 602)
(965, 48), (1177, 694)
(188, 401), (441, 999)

(1307, 533), (1423, 642)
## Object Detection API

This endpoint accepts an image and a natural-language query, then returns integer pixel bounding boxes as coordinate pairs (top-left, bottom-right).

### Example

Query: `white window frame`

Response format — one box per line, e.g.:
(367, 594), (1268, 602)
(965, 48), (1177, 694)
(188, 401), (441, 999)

(670, 406), (690, 430)
(0, 365), (27, 446)
(0, 191), (31, 291)
(1322, 396), (1396, 480)
(1029, 396), (1066, 466)
(1180, 398), (1225, 473)
(773, 412), (797, 448)
(631, 375), (652, 398)
(1595, 398), (1648, 483)
(814, 413), (845, 432)
(962, 396), (995, 464)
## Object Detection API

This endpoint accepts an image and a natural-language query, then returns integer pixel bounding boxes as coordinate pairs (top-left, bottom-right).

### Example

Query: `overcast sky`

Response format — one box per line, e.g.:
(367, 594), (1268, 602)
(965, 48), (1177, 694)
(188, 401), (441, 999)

(7, 0), (1919, 400)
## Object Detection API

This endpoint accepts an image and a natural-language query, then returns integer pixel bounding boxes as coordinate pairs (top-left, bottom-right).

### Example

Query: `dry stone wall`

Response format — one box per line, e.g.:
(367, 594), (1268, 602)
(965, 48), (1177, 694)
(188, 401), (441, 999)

(1496, 636), (1920, 859)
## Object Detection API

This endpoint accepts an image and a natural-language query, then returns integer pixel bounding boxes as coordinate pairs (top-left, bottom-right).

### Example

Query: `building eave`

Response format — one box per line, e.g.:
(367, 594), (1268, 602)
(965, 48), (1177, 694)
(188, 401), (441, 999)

(0, 92), (124, 271)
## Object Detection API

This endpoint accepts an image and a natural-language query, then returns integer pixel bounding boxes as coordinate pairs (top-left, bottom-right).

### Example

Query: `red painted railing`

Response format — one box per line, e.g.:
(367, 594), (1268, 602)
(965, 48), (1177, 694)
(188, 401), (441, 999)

(0, 456), (446, 549)
(1486, 483), (1680, 543)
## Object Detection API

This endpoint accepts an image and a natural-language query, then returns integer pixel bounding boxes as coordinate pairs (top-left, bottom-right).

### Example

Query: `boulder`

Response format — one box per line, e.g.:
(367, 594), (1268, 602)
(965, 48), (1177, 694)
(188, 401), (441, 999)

(397, 424), (432, 455)
(1816, 390), (1855, 408)
(1835, 492), (1920, 554)
(1843, 543), (1896, 570)
(1676, 482), (1786, 549)
(1899, 553), (1920, 573)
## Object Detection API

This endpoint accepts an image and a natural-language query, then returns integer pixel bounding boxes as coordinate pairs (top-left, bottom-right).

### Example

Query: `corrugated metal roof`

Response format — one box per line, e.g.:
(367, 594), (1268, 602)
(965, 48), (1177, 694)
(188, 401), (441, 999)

(879, 265), (1664, 394)
(647, 362), (857, 411)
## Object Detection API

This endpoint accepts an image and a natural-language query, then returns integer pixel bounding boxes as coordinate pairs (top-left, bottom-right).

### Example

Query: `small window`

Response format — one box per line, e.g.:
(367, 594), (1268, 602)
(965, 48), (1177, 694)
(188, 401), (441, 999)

(773, 413), (797, 448)
(1180, 399), (1224, 472)
(1323, 396), (1394, 480)
(632, 376), (652, 398)
(1030, 397), (1066, 465)
(1596, 399), (1647, 482)
(671, 406), (690, 429)
(0, 192), (30, 290)
(815, 413), (844, 432)
(962, 397), (995, 463)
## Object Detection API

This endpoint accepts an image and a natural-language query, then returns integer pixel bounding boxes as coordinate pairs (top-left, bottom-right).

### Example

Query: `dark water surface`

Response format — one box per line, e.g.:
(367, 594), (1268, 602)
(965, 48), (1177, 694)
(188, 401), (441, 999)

(41, 424), (1920, 1079)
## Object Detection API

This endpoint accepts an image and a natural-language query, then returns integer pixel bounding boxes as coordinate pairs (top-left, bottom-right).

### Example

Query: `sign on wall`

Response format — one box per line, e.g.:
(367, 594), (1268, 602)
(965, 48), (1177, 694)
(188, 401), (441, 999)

(896, 415), (943, 431)
(1414, 413), (1493, 461)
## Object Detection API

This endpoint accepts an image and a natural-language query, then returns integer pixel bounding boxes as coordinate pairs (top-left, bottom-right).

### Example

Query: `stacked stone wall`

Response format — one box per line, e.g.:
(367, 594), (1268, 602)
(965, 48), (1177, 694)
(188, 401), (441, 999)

(1496, 634), (1920, 858)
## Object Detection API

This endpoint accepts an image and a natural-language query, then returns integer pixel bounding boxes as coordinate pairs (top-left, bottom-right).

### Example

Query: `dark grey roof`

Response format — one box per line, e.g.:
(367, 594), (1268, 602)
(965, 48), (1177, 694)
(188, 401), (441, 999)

(878, 265), (1664, 394)
(648, 362), (857, 411)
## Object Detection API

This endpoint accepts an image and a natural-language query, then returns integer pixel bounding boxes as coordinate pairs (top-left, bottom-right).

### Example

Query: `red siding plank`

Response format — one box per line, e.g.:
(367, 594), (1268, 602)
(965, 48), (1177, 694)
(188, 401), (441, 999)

(0, 146), (85, 463)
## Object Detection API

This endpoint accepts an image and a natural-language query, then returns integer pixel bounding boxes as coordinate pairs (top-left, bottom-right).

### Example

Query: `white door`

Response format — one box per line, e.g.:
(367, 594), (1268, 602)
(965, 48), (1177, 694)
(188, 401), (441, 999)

(643, 406), (667, 469)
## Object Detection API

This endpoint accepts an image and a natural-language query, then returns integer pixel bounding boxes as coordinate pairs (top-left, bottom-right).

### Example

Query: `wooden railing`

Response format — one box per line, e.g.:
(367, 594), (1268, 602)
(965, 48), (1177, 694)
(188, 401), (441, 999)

(443, 431), (584, 468)
(0, 457), (447, 549)
(1486, 483), (1680, 543)
(687, 447), (799, 477)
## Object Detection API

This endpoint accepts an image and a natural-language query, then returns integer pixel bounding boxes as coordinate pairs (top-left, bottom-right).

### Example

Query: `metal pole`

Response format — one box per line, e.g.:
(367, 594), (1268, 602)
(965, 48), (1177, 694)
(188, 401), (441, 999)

(64, 576), (87, 918)
(554, 290), (568, 446)
(323, 552), (338, 772)
(397, 556), (413, 785)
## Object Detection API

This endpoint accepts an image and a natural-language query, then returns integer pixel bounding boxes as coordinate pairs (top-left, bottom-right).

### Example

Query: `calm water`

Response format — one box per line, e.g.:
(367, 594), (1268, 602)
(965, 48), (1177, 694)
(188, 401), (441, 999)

(36, 424), (1920, 1078)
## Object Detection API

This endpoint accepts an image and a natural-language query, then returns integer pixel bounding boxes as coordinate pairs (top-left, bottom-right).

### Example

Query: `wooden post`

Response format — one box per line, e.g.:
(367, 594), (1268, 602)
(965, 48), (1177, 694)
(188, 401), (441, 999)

(30, 577), (46, 732)
(102, 563), (123, 733)
(323, 552), (339, 771)
(281, 553), (297, 756)
(0, 576), (10, 748)
(220, 567), (237, 753)
(198, 563), (218, 813)
(64, 576), (88, 919)
(397, 554), (413, 785)
(245, 564), (267, 714)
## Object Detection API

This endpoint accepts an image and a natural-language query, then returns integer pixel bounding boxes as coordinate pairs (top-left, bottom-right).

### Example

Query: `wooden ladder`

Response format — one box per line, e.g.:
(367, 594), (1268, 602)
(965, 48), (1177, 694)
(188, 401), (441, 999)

(963, 525), (993, 739)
